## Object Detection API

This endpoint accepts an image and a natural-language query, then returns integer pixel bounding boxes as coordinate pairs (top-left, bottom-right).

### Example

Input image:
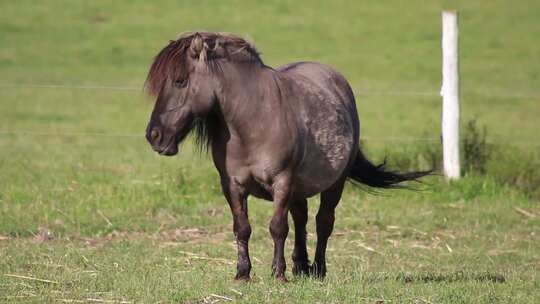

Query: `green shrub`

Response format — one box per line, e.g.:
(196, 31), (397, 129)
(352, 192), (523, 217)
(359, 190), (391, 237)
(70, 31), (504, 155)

(488, 146), (540, 199)
(378, 119), (540, 199)
(462, 119), (491, 175)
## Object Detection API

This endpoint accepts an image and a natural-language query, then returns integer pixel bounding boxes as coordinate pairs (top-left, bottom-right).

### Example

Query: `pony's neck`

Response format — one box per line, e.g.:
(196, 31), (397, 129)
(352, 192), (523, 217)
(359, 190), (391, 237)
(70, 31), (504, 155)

(215, 62), (285, 141)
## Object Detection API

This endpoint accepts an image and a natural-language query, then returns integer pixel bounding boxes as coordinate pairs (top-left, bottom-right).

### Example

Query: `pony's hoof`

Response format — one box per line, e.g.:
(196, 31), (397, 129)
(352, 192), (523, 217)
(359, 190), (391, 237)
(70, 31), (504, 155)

(274, 275), (288, 283)
(234, 275), (251, 282)
(309, 264), (326, 279)
(292, 263), (311, 277)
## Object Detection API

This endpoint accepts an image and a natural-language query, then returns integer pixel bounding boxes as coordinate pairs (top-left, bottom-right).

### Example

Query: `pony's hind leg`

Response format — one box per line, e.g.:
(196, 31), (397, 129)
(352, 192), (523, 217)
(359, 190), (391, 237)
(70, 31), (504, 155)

(311, 177), (346, 278)
(290, 198), (310, 276)
(221, 178), (252, 281)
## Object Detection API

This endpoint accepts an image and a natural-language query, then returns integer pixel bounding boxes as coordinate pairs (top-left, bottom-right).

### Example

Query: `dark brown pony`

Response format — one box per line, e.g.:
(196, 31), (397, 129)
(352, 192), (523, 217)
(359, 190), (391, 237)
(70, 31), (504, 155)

(145, 32), (430, 281)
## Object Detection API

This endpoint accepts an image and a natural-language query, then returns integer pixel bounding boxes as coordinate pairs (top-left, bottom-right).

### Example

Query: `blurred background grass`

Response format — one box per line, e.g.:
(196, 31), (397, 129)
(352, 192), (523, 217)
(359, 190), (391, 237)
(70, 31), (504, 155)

(0, 1), (539, 303)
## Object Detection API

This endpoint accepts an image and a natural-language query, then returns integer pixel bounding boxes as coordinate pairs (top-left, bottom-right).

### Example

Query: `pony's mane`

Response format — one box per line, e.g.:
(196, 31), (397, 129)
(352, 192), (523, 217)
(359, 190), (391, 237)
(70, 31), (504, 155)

(145, 31), (262, 96)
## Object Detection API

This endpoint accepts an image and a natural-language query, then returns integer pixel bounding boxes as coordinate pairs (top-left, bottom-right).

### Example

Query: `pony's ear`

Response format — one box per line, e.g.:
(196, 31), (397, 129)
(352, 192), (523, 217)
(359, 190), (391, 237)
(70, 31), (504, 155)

(209, 38), (225, 58)
(189, 33), (205, 59)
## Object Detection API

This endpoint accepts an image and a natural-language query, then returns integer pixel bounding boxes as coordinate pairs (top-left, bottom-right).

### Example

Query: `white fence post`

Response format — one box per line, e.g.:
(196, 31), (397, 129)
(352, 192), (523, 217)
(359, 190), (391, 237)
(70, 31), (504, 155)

(441, 10), (460, 180)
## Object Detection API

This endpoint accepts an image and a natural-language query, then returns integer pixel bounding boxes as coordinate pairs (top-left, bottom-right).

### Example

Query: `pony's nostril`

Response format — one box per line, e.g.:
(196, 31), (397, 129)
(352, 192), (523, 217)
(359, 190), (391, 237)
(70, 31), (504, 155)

(150, 128), (161, 142)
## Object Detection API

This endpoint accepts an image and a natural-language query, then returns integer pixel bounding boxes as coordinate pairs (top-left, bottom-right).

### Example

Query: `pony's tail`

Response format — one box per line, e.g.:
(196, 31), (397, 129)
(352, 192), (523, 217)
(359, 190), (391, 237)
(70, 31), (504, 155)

(347, 150), (432, 189)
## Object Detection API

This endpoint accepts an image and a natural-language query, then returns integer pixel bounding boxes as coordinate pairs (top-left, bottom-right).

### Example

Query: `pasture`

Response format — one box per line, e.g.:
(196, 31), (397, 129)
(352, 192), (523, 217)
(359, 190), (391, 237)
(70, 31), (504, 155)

(1, 1), (539, 303)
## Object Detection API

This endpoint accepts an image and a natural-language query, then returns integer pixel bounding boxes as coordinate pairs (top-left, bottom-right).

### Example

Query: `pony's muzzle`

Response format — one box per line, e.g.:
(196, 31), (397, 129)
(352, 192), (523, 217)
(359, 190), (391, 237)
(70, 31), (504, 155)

(146, 125), (179, 156)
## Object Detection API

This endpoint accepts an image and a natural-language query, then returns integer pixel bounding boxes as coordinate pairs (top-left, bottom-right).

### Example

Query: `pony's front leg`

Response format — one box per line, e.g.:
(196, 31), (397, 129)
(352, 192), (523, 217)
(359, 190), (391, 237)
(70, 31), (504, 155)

(221, 179), (252, 281)
(269, 175), (292, 281)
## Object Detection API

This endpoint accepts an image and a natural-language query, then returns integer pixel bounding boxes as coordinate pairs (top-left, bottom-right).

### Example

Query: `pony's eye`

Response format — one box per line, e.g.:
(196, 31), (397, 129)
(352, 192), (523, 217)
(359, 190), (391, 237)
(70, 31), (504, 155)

(174, 78), (188, 88)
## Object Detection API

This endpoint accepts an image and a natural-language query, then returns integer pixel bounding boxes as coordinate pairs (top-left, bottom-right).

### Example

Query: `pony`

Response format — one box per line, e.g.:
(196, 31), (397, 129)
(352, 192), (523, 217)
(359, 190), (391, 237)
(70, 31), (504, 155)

(145, 32), (430, 281)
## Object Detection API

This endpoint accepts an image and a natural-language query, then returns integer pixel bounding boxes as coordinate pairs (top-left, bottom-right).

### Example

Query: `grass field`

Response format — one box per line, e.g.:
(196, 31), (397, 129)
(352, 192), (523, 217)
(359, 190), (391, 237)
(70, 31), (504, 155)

(1, 1), (539, 303)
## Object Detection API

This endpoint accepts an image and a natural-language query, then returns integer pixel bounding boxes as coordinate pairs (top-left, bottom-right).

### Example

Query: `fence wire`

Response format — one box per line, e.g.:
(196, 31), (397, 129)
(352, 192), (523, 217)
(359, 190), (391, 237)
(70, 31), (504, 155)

(2, 82), (540, 100)
(0, 82), (538, 147)
(0, 130), (537, 147)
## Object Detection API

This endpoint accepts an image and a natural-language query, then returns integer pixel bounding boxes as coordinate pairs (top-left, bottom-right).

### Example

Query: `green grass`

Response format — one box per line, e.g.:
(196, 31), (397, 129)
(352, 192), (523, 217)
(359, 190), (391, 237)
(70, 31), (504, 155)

(1, 0), (539, 303)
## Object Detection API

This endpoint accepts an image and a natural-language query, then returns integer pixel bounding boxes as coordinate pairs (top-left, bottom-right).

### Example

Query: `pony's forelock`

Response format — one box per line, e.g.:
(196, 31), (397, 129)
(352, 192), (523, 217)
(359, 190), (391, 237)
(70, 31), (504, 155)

(144, 38), (190, 96)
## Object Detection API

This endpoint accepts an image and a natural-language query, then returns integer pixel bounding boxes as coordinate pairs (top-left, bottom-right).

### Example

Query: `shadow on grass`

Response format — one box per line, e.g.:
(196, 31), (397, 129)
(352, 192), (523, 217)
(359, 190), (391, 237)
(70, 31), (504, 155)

(362, 271), (506, 284)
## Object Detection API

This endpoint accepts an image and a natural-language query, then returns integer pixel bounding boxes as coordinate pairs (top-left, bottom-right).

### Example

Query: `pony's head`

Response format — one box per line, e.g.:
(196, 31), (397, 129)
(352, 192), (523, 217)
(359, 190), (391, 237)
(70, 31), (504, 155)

(145, 32), (261, 156)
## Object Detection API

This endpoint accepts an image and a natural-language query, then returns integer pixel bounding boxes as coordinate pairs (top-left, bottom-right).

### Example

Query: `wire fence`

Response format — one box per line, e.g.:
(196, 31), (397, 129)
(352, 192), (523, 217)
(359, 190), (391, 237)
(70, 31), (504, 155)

(0, 83), (142, 92)
(0, 130), (142, 138)
(2, 82), (540, 99)
(1, 82), (538, 147)
(1, 130), (537, 147)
